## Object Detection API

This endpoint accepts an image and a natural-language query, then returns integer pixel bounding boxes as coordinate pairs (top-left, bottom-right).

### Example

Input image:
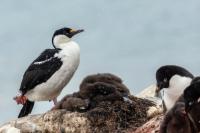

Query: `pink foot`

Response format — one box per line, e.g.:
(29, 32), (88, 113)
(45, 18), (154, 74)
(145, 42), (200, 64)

(13, 95), (27, 105)
(51, 98), (58, 110)
(53, 98), (57, 105)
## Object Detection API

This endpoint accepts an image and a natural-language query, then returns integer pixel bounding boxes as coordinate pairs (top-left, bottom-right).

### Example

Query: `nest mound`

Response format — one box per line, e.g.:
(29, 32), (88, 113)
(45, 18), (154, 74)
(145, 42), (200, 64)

(53, 73), (154, 132)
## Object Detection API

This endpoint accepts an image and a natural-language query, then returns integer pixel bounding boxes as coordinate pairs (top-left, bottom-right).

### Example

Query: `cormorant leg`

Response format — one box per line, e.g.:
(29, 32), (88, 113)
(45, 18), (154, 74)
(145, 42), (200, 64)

(53, 98), (57, 105)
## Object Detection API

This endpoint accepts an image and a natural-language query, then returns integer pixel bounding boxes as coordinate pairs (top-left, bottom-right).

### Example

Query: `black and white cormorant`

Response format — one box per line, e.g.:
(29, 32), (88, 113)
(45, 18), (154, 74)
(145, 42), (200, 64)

(156, 65), (193, 111)
(14, 27), (84, 118)
(184, 77), (200, 112)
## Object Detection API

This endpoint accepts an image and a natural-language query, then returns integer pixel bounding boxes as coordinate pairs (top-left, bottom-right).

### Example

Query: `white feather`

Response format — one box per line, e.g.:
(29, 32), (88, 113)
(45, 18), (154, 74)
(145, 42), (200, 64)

(53, 35), (71, 49)
(162, 74), (192, 110)
(33, 57), (53, 65)
(25, 41), (80, 101)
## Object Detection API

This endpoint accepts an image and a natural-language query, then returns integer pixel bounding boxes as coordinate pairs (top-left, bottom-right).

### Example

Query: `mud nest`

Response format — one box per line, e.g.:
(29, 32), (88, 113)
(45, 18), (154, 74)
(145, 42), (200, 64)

(53, 73), (155, 132)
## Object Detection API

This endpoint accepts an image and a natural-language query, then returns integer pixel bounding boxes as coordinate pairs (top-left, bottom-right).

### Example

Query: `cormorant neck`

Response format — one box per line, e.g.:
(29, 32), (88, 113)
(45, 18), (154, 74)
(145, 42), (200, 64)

(52, 35), (71, 49)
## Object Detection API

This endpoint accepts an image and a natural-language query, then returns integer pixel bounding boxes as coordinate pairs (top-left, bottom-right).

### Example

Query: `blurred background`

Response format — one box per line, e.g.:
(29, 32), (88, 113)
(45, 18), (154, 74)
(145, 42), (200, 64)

(1, 0), (200, 124)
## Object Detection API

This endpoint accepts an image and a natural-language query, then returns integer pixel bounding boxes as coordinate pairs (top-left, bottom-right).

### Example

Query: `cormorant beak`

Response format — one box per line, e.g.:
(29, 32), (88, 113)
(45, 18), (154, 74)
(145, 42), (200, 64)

(155, 82), (163, 94)
(156, 81), (168, 93)
(155, 86), (161, 97)
(156, 86), (160, 93)
(69, 29), (84, 37)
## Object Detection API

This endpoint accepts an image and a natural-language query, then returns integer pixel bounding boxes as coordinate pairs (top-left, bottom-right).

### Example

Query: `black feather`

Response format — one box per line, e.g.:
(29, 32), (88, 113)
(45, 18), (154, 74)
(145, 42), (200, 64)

(184, 79), (200, 111)
(19, 49), (62, 95)
(18, 100), (35, 118)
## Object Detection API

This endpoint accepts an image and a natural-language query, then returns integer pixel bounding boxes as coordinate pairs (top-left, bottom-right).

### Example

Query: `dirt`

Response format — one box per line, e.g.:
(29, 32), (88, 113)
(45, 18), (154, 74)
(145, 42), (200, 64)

(53, 73), (155, 132)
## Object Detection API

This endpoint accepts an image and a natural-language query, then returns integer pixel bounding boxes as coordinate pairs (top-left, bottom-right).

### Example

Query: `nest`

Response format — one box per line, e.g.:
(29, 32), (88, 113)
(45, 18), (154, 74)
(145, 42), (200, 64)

(53, 73), (154, 132)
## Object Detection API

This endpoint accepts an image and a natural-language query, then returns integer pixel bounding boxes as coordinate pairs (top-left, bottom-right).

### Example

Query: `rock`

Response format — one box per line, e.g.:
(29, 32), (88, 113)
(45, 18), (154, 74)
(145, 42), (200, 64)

(136, 84), (157, 98)
(0, 73), (163, 133)
(0, 110), (91, 133)
(137, 84), (163, 118)
(132, 115), (163, 133)
(0, 125), (20, 133)
(132, 84), (164, 133)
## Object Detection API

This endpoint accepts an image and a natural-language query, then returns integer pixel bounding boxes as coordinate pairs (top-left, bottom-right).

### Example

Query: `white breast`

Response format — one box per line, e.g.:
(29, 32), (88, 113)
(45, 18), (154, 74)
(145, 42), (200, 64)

(26, 41), (80, 101)
(162, 75), (192, 110)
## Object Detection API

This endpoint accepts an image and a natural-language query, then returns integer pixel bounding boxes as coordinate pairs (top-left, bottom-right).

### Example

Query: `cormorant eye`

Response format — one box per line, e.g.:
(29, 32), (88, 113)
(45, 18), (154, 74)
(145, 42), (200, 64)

(163, 78), (167, 82)
(189, 101), (193, 106)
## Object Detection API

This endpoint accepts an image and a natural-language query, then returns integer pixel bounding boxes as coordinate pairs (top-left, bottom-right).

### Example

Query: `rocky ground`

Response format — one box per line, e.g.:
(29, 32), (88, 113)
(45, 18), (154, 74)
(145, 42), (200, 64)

(0, 73), (163, 133)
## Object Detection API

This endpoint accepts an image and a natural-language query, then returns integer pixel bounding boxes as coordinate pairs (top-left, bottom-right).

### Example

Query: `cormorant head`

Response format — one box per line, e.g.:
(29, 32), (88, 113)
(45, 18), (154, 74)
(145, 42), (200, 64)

(52, 27), (84, 49)
(155, 65), (193, 93)
(184, 77), (200, 112)
(184, 86), (195, 112)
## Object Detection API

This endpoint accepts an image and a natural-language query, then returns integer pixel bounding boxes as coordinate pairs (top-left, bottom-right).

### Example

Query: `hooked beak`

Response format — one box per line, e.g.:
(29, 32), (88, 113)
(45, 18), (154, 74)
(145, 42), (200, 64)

(156, 86), (160, 93)
(155, 85), (160, 97)
(155, 82), (167, 97)
(70, 29), (84, 37)
(156, 81), (168, 93)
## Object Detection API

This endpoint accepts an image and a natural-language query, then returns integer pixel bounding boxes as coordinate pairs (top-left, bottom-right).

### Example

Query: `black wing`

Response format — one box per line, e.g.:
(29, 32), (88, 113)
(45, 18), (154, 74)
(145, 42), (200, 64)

(20, 49), (63, 95)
